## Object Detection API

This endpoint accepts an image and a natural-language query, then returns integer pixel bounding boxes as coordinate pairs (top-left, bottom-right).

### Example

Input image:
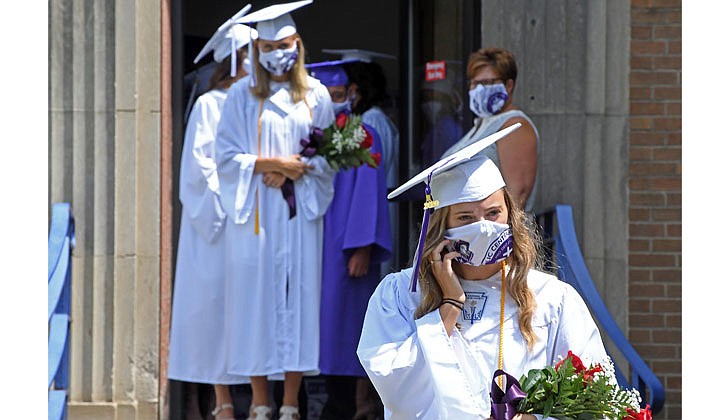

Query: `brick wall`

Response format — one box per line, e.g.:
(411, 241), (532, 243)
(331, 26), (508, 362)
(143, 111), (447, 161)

(629, 1), (681, 419)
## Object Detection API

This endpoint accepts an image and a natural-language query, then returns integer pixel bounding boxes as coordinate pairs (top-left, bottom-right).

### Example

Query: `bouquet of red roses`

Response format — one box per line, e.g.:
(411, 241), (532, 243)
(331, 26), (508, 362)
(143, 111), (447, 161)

(513, 351), (652, 420)
(300, 112), (380, 171)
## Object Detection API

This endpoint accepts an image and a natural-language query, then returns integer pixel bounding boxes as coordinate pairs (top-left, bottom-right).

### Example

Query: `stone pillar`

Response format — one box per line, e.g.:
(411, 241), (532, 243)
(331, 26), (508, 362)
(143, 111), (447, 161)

(48, 0), (162, 418)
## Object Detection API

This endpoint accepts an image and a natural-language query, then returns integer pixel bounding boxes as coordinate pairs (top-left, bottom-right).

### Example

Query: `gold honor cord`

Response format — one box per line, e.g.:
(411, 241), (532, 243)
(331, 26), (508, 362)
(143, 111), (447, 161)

(255, 98), (264, 235)
(498, 259), (507, 389)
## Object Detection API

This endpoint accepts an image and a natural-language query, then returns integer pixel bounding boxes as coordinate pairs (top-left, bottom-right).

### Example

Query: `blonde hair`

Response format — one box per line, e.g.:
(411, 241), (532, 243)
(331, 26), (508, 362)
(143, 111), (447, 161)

(250, 35), (309, 103)
(413, 188), (540, 350)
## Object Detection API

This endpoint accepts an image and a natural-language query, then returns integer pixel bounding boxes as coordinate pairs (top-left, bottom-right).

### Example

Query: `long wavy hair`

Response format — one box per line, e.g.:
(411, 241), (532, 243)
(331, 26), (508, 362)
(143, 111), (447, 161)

(250, 35), (309, 103)
(413, 188), (540, 350)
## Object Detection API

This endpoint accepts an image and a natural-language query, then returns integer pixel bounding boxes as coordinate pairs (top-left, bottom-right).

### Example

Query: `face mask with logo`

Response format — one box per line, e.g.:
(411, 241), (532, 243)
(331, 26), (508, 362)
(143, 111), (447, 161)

(332, 99), (351, 116)
(444, 219), (513, 266)
(468, 83), (509, 118)
(258, 44), (298, 76)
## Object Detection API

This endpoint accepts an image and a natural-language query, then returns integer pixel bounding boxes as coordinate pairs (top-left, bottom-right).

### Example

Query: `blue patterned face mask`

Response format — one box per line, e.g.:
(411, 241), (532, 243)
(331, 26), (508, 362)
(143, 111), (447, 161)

(444, 219), (513, 266)
(258, 44), (298, 76)
(468, 83), (509, 118)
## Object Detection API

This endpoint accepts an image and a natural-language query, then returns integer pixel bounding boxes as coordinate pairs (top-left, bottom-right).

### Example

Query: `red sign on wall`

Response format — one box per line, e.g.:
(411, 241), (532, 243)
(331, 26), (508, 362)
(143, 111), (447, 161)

(425, 61), (446, 81)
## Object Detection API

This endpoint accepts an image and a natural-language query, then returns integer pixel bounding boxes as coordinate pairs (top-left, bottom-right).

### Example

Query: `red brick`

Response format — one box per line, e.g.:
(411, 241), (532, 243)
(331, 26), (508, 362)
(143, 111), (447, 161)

(650, 177), (681, 190)
(654, 86), (681, 100)
(630, 314), (666, 328)
(629, 146), (652, 160)
(632, 40), (667, 55)
(652, 208), (681, 221)
(631, 25), (653, 39)
(629, 177), (652, 190)
(629, 283), (665, 297)
(630, 86), (652, 100)
(653, 56), (681, 70)
(630, 192), (666, 206)
(652, 147), (681, 160)
(666, 283), (681, 296)
(632, 9), (681, 25)
(666, 224), (681, 237)
(653, 239), (681, 251)
(630, 253), (676, 267)
(628, 328), (651, 341)
(665, 405), (682, 420)
(665, 102), (681, 115)
(652, 360), (681, 374)
(653, 24), (682, 39)
(633, 343), (677, 358)
(665, 314), (681, 328)
(654, 269), (682, 283)
(666, 132), (682, 145)
(652, 0), (682, 8)
(629, 162), (677, 176)
(629, 222), (665, 237)
(629, 238), (651, 251)
(666, 192), (681, 206)
(629, 208), (651, 222)
(653, 117), (681, 131)
(666, 376), (682, 389)
(630, 131), (666, 145)
(631, 56), (653, 70)
(630, 117), (653, 130)
(668, 40), (681, 54)
(630, 102), (664, 115)
(631, 71), (679, 85)
(652, 299), (681, 313)
(629, 268), (652, 281)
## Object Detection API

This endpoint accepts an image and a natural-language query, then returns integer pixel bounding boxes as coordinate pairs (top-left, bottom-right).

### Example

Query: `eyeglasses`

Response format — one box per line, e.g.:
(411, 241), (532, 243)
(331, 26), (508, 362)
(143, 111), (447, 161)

(469, 78), (503, 89)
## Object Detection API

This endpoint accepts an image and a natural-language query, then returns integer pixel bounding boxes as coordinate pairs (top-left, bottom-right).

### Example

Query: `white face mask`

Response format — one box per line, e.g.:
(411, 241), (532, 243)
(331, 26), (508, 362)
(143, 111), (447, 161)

(332, 99), (351, 115)
(421, 100), (443, 124)
(468, 83), (509, 118)
(258, 44), (298, 76)
(444, 220), (513, 266)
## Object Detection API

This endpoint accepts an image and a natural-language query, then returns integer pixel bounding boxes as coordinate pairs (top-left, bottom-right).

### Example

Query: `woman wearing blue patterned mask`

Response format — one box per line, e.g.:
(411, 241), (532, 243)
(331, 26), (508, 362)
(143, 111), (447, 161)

(442, 48), (539, 213)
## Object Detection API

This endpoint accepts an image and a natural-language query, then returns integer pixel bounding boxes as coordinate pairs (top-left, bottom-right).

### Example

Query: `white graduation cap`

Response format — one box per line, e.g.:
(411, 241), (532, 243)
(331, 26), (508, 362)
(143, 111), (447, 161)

(193, 5), (256, 77)
(235, 0), (313, 86)
(388, 122), (521, 292)
(321, 49), (396, 63)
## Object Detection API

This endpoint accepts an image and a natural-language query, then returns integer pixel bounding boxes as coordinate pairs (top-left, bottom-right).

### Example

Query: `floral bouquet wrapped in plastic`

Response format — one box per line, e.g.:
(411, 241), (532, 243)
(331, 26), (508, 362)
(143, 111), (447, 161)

(301, 112), (380, 171)
(491, 351), (652, 420)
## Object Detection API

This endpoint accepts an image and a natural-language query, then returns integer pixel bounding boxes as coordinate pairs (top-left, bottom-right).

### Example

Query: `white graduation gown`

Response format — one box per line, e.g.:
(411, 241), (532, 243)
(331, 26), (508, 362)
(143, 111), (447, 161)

(215, 76), (335, 378)
(362, 106), (400, 190)
(168, 89), (246, 384)
(357, 267), (608, 419)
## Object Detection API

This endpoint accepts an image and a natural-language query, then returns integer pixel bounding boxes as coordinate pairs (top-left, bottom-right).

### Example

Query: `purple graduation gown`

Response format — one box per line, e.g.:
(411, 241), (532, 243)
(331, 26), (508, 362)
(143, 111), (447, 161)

(319, 120), (393, 377)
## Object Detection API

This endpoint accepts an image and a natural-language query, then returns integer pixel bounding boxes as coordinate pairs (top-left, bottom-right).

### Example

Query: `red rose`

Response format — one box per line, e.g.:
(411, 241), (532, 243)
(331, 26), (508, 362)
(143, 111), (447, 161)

(361, 128), (373, 149)
(623, 405), (652, 420)
(582, 363), (602, 383)
(555, 351), (585, 373)
(336, 113), (348, 129)
(367, 152), (382, 168)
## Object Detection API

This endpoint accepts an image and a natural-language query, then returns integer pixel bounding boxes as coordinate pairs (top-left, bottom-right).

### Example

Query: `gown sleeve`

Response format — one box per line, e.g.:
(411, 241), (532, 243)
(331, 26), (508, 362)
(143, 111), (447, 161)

(341, 124), (392, 263)
(214, 83), (260, 224)
(179, 95), (226, 243)
(296, 83), (337, 221)
(549, 282), (609, 367)
(357, 271), (488, 419)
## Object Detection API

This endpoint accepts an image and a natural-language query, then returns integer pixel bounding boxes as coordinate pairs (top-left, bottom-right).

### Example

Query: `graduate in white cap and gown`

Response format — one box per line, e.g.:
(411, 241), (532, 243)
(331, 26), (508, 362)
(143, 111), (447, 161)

(214, 1), (335, 419)
(356, 124), (609, 419)
(306, 60), (392, 419)
(168, 7), (256, 420)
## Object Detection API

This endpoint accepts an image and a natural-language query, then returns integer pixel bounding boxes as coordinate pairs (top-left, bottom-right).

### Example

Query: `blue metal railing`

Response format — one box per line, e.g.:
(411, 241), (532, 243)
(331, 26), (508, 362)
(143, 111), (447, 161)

(536, 205), (665, 414)
(48, 203), (74, 420)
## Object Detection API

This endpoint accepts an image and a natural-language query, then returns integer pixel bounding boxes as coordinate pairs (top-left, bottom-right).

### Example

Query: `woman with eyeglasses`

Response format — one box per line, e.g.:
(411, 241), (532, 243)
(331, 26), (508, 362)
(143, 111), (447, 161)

(441, 47), (539, 213)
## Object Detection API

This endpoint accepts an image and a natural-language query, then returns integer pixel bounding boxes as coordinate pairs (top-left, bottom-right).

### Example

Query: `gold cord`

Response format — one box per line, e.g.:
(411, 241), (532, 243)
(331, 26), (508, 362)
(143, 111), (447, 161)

(255, 98), (264, 235)
(498, 259), (507, 388)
